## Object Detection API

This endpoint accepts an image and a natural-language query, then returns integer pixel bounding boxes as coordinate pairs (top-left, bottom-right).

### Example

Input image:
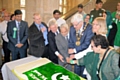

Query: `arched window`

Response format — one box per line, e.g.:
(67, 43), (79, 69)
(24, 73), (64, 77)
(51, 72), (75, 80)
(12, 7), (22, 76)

(20, 0), (25, 20)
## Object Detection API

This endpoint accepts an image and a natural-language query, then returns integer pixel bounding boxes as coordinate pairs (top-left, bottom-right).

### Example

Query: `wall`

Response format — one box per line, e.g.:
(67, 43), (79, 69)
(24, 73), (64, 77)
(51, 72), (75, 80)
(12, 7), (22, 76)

(25, 0), (59, 26)
(1, 0), (20, 14)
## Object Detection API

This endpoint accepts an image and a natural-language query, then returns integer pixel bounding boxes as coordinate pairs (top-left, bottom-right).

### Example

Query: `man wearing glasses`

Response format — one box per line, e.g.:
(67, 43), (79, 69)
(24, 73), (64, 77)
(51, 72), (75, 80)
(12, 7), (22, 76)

(68, 14), (94, 78)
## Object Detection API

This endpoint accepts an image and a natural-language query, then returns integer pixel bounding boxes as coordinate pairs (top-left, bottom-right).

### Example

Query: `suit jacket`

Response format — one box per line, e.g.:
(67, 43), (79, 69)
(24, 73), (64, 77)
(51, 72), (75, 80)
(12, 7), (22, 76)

(107, 22), (117, 46)
(28, 22), (48, 57)
(48, 31), (58, 60)
(69, 22), (94, 53)
(78, 50), (120, 80)
(55, 33), (69, 58)
(7, 20), (28, 51)
(0, 20), (9, 42)
(55, 33), (72, 70)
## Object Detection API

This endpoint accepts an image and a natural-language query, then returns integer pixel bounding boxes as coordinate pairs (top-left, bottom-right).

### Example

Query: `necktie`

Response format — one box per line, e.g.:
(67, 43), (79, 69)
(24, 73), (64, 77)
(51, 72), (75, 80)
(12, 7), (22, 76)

(39, 25), (41, 31)
(55, 31), (58, 35)
(65, 36), (68, 41)
(17, 22), (20, 43)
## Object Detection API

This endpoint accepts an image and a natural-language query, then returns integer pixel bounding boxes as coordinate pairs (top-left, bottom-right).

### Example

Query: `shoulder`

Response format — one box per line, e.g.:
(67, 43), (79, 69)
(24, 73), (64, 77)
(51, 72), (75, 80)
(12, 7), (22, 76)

(21, 20), (28, 24)
(70, 26), (74, 30)
(0, 21), (5, 26)
(69, 26), (75, 33)
(58, 18), (65, 21)
(90, 9), (95, 12)
(112, 12), (116, 14)
(7, 21), (15, 26)
(8, 20), (14, 24)
(85, 51), (98, 59)
(101, 8), (105, 12)
(109, 50), (119, 58)
(55, 34), (60, 39)
(41, 22), (48, 28)
(111, 12), (116, 16)
(29, 23), (35, 29)
(84, 23), (92, 30)
(48, 31), (53, 35)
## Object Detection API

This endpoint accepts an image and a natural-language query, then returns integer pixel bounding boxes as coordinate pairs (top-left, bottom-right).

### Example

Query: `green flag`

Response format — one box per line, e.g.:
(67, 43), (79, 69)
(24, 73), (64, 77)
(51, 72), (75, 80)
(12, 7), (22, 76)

(23, 62), (82, 80)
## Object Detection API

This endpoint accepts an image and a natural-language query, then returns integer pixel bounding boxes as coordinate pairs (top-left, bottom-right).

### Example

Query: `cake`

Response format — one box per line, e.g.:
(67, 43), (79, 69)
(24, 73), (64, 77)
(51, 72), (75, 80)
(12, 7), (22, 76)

(13, 58), (85, 80)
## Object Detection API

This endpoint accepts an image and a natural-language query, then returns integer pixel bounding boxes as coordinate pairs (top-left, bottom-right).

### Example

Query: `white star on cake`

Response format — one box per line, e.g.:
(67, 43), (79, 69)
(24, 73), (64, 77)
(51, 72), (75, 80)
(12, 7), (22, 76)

(60, 75), (70, 80)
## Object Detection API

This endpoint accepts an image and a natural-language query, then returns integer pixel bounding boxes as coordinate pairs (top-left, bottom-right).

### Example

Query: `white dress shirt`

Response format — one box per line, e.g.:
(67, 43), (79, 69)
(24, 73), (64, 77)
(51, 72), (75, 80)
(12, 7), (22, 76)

(48, 18), (66, 27)
(0, 20), (9, 42)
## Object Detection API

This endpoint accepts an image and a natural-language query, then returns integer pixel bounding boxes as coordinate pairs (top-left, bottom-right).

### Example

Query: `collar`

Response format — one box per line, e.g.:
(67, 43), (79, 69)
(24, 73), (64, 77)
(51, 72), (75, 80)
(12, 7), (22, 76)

(15, 20), (21, 24)
(79, 23), (84, 32)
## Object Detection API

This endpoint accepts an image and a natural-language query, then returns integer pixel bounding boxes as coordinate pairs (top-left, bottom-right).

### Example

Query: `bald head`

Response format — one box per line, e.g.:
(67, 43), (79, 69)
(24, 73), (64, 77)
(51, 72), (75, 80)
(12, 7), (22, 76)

(33, 13), (42, 24)
(3, 12), (10, 21)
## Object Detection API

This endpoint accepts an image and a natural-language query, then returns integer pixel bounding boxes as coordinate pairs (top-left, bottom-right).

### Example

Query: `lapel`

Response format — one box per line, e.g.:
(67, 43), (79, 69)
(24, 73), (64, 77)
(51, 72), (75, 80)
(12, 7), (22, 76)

(60, 33), (68, 45)
(33, 23), (39, 32)
(13, 20), (17, 29)
(73, 28), (76, 42)
(19, 21), (23, 33)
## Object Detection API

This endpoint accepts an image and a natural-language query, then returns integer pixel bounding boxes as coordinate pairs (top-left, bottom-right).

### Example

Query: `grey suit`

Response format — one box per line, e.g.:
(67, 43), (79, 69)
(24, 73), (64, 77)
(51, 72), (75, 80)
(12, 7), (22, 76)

(55, 33), (72, 71)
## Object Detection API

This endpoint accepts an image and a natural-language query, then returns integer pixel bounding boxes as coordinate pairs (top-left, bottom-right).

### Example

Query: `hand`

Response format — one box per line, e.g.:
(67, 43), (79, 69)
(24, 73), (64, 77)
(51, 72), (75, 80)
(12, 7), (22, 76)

(41, 27), (46, 33)
(68, 49), (74, 54)
(16, 43), (23, 48)
(70, 54), (75, 60)
(58, 54), (64, 62)
(66, 57), (71, 63)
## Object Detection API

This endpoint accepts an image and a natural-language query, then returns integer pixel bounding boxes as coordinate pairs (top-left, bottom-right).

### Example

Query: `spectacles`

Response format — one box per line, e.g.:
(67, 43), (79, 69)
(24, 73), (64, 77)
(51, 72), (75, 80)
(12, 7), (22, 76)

(73, 21), (82, 27)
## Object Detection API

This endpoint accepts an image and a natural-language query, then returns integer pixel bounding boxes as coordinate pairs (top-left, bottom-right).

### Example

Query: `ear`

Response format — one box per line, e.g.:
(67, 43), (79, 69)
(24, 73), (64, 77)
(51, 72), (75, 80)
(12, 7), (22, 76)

(97, 45), (101, 51)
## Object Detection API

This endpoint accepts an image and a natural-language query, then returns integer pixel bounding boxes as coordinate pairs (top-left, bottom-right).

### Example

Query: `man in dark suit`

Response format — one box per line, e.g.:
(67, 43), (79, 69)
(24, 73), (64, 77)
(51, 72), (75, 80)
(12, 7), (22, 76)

(48, 19), (59, 64)
(68, 14), (94, 78)
(28, 13), (49, 58)
(7, 9), (28, 60)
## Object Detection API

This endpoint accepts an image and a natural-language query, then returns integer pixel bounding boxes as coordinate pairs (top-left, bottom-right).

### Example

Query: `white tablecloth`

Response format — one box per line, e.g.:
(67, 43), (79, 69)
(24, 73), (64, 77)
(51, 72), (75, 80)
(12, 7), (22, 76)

(1, 56), (39, 80)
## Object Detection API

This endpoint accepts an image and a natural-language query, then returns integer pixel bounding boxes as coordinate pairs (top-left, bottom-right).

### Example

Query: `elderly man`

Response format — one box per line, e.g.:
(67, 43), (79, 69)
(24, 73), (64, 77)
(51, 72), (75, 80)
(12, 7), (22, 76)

(48, 19), (60, 64)
(55, 23), (72, 71)
(68, 14), (94, 78)
(28, 13), (49, 58)
(0, 12), (11, 63)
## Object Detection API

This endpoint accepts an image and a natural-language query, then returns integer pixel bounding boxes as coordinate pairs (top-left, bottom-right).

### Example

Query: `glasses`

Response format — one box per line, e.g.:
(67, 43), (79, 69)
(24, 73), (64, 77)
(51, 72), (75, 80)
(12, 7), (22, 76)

(73, 21), (82, 27)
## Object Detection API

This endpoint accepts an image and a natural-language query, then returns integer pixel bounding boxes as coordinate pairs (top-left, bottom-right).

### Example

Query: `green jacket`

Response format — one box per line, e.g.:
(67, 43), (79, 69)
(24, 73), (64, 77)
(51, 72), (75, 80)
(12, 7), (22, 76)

(112, 12), (120, 46)
(78, 50), (120, 80)
(90, 8), (105, 22)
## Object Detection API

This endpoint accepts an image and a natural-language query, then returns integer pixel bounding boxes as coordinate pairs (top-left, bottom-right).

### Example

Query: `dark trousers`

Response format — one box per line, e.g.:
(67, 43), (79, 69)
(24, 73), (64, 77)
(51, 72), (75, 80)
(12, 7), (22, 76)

(74, 65), (86, 79)
(2, 40), (11, 62)
(11, 48), (27, 60)
(41, 44), (49, 58)
(50, 58), (58, 64)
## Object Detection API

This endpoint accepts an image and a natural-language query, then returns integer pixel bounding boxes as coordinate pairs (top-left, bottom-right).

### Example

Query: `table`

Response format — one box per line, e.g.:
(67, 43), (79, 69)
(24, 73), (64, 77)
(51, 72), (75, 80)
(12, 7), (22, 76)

(1, 56), (39, 80)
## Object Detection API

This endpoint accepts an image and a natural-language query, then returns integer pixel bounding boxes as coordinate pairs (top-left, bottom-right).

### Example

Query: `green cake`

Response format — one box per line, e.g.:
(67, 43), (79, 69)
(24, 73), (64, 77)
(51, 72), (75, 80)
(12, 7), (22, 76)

(13, 58), (85, 80)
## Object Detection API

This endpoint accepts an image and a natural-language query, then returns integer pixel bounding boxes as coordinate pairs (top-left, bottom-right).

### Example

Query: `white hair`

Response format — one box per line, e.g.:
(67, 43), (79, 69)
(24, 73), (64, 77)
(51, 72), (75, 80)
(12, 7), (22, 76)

(71, 14), (83, 23)
(48, 18), (58, 27)
(60, 23), (69, 31)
